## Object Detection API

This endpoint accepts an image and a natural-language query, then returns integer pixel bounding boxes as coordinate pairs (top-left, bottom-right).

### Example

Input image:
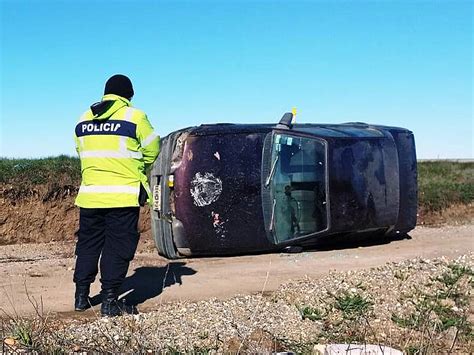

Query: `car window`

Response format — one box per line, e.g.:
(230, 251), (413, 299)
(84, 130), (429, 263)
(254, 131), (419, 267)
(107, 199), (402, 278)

(269, 133), (328, 242)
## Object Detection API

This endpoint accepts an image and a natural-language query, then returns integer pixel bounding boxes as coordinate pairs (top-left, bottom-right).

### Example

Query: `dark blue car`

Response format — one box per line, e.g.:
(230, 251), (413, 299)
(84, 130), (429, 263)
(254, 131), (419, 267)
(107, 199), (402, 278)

(150, 113), (417, 259)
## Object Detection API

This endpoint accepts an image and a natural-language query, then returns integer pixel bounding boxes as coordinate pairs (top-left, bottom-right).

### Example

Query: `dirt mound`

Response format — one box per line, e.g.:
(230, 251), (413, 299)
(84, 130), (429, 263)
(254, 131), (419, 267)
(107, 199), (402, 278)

(0, 183), (152, 245)
(417, 203), (474, 226)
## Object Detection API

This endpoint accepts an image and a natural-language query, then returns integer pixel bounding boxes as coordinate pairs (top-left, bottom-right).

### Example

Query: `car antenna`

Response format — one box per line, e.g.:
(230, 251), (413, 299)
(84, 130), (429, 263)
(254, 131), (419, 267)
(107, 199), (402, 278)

(276, 112), (294, 129)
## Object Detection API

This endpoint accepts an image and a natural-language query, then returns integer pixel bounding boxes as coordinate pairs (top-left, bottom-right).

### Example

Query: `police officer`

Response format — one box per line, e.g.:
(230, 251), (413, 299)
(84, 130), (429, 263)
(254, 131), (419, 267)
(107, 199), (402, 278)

(73, 74), (160, 316)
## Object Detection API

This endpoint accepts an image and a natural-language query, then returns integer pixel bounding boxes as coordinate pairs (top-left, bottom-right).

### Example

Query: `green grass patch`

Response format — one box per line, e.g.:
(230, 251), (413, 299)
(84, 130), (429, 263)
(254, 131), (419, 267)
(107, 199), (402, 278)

(334, 292), (373, 320)
(418, 161), (474, 212)
(297, 305), (325, 321)
(0, 155), (81, 186)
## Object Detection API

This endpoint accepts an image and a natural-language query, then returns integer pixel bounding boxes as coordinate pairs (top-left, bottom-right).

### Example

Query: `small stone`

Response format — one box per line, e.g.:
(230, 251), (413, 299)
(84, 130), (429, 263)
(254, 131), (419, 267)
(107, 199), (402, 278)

(313, 344), (326, 354)
(441, 299), (456, 308)
(29, 272), (43, 277)
(73, 344), (81, 352)
(4, 337), (16, 346)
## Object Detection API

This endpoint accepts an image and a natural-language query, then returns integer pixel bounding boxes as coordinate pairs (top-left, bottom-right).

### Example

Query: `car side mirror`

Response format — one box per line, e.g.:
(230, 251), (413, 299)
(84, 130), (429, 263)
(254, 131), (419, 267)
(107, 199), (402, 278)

(276, 112), (293, 129)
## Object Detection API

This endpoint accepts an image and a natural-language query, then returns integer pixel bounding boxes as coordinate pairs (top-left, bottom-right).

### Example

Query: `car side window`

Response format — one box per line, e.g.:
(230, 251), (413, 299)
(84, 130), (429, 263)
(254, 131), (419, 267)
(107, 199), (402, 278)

(269, 133), (328, 242)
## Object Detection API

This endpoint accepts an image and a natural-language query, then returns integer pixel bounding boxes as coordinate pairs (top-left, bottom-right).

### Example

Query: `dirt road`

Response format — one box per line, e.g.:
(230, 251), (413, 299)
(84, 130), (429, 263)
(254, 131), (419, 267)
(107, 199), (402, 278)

(0, 224), (472, 317)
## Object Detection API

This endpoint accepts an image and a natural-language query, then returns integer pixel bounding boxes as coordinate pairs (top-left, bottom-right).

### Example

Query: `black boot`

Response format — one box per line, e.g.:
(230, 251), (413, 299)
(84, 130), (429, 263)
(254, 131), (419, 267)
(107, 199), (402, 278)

(100, 289), (121, 317)
(101, 289), (138, 317)
(74, 284), (91, 311)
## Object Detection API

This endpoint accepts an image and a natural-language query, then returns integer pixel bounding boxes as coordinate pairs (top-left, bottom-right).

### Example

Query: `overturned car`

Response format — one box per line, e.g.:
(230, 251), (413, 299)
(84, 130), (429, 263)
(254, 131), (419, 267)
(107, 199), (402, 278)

(150, 113), (417, 259)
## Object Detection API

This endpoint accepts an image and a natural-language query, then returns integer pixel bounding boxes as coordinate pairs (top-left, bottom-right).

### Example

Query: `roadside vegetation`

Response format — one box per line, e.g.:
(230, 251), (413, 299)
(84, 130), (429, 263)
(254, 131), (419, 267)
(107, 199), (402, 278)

(418, 161), (473, 213)
(0, 155), (80, 187)
(1, 157), (472, 222)
(0, 156), (80, 201)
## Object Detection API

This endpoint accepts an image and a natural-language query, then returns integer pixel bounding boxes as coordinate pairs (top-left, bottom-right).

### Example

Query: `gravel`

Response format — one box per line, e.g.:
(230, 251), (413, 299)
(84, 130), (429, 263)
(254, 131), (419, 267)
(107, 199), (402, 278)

(21, 253), (470, 353)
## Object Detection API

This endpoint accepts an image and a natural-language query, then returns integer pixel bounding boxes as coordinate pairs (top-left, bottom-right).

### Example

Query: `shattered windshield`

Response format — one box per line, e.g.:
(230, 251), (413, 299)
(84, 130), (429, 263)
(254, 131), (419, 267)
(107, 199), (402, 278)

(269, 133), (328, 242)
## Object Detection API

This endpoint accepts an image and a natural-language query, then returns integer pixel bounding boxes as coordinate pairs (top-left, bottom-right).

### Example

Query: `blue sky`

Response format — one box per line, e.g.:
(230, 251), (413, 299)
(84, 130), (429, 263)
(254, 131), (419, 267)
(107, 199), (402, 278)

(1, 0), (472, 159)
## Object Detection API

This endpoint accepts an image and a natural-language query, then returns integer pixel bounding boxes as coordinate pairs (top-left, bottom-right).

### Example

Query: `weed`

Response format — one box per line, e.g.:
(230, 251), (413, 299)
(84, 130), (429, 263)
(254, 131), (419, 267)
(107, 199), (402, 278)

(334, 292), (372, 320)
(405, 344), (424, 354)
(0, 284), (80, 353)
(433, 304), (469, 332)
(437, 264), (473, 287)
(315, 290), (377, 345)
(277, 338), (316, 354)
(164, 345), (182, 354)
(393, 297), (469, 333)
(198, 331), (210, 339)
(190, 346), (217, 354)
(391, 313), (421, 330)
(394, 270), (409, 281)
(391, 262), (473, 353)
(297, 305), (324, 321)
(11, 320), (33, 347)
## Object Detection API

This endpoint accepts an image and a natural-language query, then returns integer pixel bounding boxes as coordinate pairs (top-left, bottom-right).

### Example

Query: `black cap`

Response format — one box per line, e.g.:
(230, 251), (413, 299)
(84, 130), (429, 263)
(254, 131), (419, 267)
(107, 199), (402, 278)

(104, 74), (134, 100)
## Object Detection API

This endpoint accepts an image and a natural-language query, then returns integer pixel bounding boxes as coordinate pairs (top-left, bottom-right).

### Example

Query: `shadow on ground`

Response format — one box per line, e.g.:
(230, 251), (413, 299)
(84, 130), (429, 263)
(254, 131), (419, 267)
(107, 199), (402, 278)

(308, 233), (413, 252)
(117, 262), (196, 306)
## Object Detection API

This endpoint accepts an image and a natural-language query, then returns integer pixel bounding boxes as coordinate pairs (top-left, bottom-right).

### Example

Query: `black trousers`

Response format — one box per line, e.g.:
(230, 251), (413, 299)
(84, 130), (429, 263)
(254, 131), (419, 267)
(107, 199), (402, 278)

(73, 207), (140, 291)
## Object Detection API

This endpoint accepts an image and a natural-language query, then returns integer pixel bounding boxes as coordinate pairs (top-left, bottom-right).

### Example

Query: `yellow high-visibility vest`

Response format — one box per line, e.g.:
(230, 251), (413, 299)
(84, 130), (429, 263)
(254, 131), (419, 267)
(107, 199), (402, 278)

(74, 94), (160, 208)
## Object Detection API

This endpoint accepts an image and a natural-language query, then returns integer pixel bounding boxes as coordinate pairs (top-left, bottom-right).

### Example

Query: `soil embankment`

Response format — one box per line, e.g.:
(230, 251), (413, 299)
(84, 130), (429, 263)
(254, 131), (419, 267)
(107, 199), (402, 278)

(0, 183), (152, 245)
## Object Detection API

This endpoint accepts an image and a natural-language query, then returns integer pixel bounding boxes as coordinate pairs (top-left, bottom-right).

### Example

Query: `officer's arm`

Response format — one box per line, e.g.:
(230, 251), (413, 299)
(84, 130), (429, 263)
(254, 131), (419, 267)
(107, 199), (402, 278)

(74, 112), (90, 156)
(74, 134), (80, 155)
(137, 114), (160, 170)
